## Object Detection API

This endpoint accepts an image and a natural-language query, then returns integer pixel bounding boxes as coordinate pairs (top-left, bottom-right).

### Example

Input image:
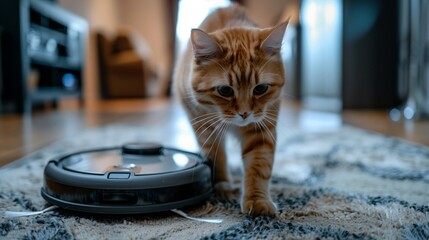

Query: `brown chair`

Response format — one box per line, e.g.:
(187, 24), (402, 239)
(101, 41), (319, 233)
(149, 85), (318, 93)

(96, 30), (157, 98)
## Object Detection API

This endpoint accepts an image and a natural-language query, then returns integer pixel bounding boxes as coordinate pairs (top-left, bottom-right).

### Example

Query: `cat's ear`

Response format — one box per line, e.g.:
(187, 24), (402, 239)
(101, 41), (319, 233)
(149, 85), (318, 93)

(261, 19), (289, 55)
(191, 29), (221, 58)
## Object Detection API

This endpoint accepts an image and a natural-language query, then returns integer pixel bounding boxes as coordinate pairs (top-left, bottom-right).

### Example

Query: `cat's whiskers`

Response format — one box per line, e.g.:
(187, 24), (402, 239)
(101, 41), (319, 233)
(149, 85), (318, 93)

(263, 118), (280, 144)
(192, 117), (221, 133)
(191, 118), (222, 182)
(190, 111), (218, 120)
(263, 113), (279, 125)
(256, 121), (266, 145)
(263, 112), (278, 121)
(197, 116), (231, 147)
(198, 119), (226, 162)
(211, 121), (230, 174)
(264, 110), (281, 120)
(191, 112), (219, 125)
(263, 116), (278, 128)
(195, 117), (223, 140)
(265, 109), (289, 141)
(259, 120), (277, 145)
(191, 117), (223, 182)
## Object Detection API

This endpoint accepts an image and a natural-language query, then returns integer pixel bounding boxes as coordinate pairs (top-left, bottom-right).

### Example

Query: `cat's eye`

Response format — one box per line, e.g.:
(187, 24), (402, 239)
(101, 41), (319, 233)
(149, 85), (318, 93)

(253, 84), (269, 95)
(217, 85), (234, 97)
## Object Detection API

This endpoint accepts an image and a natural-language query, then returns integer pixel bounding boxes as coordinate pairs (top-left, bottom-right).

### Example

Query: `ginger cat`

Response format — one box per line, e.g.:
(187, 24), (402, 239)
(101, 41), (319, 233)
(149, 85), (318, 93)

(173, 5), (288, 217)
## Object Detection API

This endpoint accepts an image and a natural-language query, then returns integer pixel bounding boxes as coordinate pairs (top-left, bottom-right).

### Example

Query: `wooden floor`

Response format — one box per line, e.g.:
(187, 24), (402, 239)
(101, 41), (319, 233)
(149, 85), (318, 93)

(1, 98), (429, 168)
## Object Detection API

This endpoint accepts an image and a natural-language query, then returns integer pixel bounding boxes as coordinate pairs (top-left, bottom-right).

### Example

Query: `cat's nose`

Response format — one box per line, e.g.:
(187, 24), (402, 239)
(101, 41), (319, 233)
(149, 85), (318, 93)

(238, 112), (249, 119)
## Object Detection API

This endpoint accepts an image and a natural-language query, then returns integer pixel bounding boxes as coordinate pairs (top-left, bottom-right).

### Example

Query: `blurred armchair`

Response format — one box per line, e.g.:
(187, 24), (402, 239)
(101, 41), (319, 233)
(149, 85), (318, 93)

(96, 28), (157, 98)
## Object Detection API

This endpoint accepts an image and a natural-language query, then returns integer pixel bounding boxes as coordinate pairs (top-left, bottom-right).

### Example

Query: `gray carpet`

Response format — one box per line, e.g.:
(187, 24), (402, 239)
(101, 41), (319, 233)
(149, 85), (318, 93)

(1, 122), (429, 239)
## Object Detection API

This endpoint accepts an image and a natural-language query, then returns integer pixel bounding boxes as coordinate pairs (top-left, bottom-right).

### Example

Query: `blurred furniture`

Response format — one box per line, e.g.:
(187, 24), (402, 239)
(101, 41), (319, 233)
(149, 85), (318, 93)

(96, 30), (157, 98)
(0, 27), (3, 110)
(342, 0), (401, 109)
(0, 0), (87, 113)
(300, 0), (402, 111)
(395, 0), (429, 119)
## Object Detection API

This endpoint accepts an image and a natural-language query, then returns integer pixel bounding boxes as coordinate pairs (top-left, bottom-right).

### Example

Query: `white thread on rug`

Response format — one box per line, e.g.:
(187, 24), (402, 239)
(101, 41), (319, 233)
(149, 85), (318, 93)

(5, 205), (58, 218)
(5, 206), (224, 224)
(171, 209), (223, 223)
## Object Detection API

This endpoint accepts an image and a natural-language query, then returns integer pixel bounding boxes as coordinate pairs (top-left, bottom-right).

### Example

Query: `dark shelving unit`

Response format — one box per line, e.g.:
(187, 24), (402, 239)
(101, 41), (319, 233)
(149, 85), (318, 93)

(0, 0), (87, 113)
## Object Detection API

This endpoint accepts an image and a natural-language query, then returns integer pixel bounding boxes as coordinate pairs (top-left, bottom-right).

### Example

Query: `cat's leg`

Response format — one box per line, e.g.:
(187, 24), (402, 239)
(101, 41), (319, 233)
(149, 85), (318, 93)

(240, 120), (277, 217)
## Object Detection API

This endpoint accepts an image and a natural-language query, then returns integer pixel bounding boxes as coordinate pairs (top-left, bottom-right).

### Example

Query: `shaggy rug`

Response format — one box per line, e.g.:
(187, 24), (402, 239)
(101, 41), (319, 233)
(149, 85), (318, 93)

(1, 119), (429, 239)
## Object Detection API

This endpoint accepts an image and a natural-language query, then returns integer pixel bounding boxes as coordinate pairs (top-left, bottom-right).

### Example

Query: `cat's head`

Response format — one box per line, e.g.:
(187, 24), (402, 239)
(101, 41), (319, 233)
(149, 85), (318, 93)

(190, 21), (288, 127)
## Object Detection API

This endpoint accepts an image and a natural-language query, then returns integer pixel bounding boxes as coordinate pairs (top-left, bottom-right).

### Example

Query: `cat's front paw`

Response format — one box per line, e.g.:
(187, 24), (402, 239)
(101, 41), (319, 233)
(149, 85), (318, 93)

(241, 197), (277, 217)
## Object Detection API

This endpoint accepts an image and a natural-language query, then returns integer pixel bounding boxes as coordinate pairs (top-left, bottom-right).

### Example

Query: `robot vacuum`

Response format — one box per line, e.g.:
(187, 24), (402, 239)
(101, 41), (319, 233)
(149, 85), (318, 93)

(41, 142), (213, 214)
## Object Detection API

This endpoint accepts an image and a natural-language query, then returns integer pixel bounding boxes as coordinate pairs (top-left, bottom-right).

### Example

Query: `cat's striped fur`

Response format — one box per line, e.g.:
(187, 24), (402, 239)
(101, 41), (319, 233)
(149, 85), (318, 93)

(173, 5), (288, 217)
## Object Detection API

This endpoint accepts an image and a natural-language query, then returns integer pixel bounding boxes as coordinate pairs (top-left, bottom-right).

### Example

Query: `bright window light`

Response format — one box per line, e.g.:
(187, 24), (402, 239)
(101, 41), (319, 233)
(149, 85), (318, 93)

(176, 0), (230, 53)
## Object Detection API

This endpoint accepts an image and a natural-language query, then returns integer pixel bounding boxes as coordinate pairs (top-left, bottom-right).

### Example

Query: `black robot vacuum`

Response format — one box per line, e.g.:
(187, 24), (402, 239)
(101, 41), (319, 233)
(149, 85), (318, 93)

(41, 142), (213, 214)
